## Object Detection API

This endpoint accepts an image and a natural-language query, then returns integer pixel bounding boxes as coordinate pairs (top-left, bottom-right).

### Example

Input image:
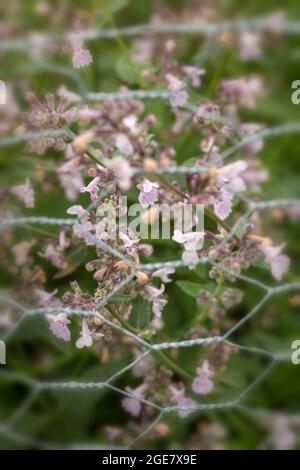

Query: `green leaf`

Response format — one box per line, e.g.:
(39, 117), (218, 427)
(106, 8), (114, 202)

(176, 281), (203, 297)
(97, 0), (128, 14)
(195, 264), (207, 279)
(130, 295), (151, 329)
(107, 294), (133, 304)
(116, 56), (141, 85)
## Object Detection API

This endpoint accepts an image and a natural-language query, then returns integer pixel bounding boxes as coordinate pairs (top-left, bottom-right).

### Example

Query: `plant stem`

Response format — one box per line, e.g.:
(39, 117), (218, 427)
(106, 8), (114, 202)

(106, 305), (139, 335)
(106, 306), (192, 381)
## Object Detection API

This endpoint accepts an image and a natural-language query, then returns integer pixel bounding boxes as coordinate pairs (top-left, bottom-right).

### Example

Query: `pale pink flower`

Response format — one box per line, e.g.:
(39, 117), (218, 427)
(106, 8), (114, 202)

(67, 205), (89, 222)
(57, 155), (84, 201)
(260, 244), (290, 281)
(171, 109), (191, 134)
(239, 32), (261, 61)
(172, 229), (204, 251)
(12, 241), (35, 266)
(144, 284), (167, 317)
(35, 288), (62, 308)
(182, 249), (198, 268)
(73, 221), (97, 246)
(173, 229), (204, 268)
(46, 313), (71, 342)
(115, 133), (133, 156)
(144, 283), (165, 300)
(11, 178), (35, 208)
(121, 384), (147, 417)
(273, 417), (295, 450)
(104, 156), (133, 191)
(58, 85), (81, 103)
(80, 176), (101, 201)
(123, 114), (139, 134)
(152, 297), (168, 317)
(165, 73), (188, 108)
(0, 310), (13, 329)
(165, 74), (184, 92)
(217, 160), (248, 192)
(39, 244), (67, 270)
(70, 37), (93, 69)
(72, 48), (93, 69)
(59, 231), (70, 251)
(137, 178), (159, 208)
(76, 318), (93, 348)
(213, 161), (248, 220)
(183, 66), (205, 87)
(213, 188), (232, 221)
(103, 426), (123, 440)
(169, 384), (196, 418)
(152, 267), (175, 283)
(119, 230), (139, 256)
(192, 360), (214, 395)
(218, 77), (263, 109)
(170, 89), (188, 108)
(138, 244), (154, 257)
(241, 123), (264, 154)
(193, 102), (220, 124)
(133, 38), (154, 64)
(132, 350), (155, 377)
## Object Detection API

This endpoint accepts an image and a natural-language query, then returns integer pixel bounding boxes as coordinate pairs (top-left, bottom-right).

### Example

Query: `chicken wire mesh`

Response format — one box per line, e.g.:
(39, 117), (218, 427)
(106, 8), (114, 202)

(1, 11), (300, 450)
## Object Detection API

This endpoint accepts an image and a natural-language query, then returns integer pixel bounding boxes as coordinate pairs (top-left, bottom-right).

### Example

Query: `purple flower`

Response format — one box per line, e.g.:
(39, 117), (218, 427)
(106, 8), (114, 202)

(192, 360), (214, 395)
(46, 313), (71, 342)
(137, 178), (159, 208)
(11, 178), (35, 208)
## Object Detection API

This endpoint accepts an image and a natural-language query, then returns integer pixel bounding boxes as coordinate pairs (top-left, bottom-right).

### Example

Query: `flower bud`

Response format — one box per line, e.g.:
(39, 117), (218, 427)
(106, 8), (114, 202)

(73, 130), (95, 153)
(135, 271), (149, 284)
(114, 260), (129, 270)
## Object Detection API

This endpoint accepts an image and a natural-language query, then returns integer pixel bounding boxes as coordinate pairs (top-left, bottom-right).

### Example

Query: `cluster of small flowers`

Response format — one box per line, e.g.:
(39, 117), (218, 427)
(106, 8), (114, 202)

(2, 40), (295, 438)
